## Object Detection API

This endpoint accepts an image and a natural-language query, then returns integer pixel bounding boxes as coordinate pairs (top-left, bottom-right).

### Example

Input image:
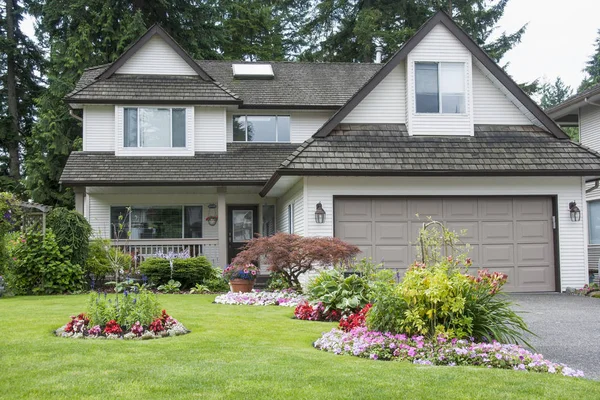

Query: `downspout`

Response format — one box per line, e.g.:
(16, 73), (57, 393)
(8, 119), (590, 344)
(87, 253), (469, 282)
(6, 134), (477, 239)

(587, 179), (600, 194)
(69, 109), (83, 122)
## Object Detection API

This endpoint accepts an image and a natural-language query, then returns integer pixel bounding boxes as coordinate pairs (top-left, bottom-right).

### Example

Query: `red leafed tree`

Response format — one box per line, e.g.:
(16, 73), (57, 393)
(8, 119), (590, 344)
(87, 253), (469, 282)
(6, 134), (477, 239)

(232, 233), (361, 289)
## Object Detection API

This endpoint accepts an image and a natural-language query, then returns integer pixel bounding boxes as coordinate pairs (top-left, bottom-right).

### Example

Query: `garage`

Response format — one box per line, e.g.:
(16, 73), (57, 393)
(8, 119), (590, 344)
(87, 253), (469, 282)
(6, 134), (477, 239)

(334, 196), (556, 292)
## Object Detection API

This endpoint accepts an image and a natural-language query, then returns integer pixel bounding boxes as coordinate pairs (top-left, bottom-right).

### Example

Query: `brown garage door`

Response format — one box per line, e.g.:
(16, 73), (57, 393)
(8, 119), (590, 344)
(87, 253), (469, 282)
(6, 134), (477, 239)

(334, 197), (556, 292)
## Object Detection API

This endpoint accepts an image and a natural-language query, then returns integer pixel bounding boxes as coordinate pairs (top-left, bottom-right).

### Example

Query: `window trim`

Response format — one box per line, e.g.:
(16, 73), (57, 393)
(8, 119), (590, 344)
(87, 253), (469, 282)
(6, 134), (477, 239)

(233, 114), (291, 143)
(288, 203), (294, 234)
(414, 61), (466, 115)
(110, 205), (203, 240)
(589, 200), (600, 245)
(123, 107), (186, 148)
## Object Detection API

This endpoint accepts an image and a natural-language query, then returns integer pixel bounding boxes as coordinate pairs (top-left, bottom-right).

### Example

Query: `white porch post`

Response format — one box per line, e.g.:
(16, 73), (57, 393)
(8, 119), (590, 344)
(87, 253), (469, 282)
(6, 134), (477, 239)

(74, 187), (85, 215)
(217, 187), (227, 267)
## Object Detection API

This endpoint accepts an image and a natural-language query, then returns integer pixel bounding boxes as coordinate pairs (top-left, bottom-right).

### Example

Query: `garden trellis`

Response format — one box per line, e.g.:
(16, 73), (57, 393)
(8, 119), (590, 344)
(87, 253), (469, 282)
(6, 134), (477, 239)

(19, 201), (52, 236)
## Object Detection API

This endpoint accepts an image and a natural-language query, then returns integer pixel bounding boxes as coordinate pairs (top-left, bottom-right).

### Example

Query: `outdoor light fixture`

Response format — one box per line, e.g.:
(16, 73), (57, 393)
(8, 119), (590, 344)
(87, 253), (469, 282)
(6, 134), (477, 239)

(206, 203), (218, 226)
(315, 202), (326, 224)
(569, 201), (581, 222)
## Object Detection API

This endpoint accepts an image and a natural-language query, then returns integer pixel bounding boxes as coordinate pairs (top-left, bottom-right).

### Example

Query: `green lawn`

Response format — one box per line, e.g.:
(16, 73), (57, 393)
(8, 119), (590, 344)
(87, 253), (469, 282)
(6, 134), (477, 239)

(1, 295), (599, 399)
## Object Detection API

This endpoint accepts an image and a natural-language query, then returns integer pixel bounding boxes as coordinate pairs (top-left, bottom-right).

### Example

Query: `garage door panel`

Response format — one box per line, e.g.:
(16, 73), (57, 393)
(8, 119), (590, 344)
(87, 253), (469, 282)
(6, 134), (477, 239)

(374, 199), (408, 220)
(355, 245), (373, 261)
(409, 199), (443, 220)
(375, 245), (409, 269)
(336, 199), (372, 221)
(481, 221), (514, 242)
(515, 198), (550, 219)
(446, 221), (479, 243)
(516, 266), (554, 290)
(486, 267), (517, 291)
(375, 222), (408, 245)
(479, 198), (513, 219)
(444, 199), (479, 219)
(516, 221), (550, 243)
(517, 243), (552, 265)
(481, 244), (514, 266)
(336, 222), (372, 244)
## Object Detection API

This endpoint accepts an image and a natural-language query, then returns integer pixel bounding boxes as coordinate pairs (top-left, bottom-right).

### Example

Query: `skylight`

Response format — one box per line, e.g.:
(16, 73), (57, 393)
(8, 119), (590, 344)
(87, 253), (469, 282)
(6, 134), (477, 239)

(232, 64), (274, 80)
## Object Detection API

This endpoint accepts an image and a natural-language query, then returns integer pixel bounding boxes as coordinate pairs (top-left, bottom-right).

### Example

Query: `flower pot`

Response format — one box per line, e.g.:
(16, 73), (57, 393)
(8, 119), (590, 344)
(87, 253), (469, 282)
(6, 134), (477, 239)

(229, 279), (255, 293)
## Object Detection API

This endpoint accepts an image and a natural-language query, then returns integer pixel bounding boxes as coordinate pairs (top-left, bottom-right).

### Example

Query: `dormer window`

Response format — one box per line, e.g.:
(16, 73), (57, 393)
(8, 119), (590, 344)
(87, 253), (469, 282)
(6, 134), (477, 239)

(415, 62), (465, 114)
(124, 107), (186, 147)
(233, 115), (290, 142)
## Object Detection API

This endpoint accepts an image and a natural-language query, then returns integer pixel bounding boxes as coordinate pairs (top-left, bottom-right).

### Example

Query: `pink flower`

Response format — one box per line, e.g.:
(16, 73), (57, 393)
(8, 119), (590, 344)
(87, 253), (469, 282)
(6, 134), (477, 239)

(251, 270), (257, 275)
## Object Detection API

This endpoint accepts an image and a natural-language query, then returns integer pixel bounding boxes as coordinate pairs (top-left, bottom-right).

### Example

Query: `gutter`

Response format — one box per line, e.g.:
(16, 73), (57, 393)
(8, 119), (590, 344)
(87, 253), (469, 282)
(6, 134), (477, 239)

(585, 98), (600, 108)
(69, 109), (83, 122)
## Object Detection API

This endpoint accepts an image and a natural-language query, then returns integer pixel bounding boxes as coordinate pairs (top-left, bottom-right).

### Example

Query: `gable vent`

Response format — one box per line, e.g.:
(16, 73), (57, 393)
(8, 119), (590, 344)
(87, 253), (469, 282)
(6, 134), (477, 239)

(232, 63), (274, 80)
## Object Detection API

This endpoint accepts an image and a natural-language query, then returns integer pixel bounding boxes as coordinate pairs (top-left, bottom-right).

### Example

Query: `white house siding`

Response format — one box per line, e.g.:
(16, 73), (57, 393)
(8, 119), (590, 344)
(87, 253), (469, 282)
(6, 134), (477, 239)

(115, 36), (197, 76)
(226, 110), (332, 143)
(472, 63), (532, 125)
(580, 105), (600, 154)
(406, 24), (474, 136)
(342, 63), (406, 124)
(83, 105), (115, 152)
(303, 176), (586, 291)
(114, 105), (195, 156)
(276, 180), (304, 235)
(195, 106), (227, 152)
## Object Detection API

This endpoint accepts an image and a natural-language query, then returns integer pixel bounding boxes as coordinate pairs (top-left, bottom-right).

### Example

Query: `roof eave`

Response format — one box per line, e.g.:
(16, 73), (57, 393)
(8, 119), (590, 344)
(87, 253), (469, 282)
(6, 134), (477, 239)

(64, 98), (243, 106)
(274, 168), (600, 177)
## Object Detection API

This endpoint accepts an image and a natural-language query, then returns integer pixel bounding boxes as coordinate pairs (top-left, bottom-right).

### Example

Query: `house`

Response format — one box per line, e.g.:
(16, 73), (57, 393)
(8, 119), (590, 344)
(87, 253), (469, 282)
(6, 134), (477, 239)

(61, 11), (600, 293)
(547, 83), (600, 282)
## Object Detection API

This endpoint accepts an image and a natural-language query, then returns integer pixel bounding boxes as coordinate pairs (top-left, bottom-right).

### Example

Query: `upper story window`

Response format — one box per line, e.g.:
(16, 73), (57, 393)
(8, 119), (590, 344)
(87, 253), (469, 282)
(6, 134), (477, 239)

(233, 115), (290, 142)
(124, 107), (186, 148)
(415, 62), (465, 114)
(590, 201), (600, 244)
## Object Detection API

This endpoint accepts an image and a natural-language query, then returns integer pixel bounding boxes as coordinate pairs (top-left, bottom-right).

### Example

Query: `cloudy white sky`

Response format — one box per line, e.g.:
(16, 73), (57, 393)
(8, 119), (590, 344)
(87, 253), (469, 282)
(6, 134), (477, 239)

(21, 1), (600, 91)
(498, 0), (600, 90)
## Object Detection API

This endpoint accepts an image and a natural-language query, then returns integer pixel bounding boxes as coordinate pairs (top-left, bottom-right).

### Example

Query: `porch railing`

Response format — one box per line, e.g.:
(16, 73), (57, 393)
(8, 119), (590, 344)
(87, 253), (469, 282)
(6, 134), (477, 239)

(112, 238), (220, 269)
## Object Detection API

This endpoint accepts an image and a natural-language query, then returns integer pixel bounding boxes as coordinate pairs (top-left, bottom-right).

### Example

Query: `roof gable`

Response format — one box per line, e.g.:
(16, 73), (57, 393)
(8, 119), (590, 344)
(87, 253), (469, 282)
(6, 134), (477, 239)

(313, 11), (568, 139)
(98, 25), (212, 81)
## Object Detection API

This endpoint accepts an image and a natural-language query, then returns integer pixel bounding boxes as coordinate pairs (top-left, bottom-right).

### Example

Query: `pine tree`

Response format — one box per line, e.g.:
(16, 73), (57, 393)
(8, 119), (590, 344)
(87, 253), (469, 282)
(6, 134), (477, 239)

(0, 0), (44, 194)
(579, 28), (600, 92)
(540, 77), (573, 109)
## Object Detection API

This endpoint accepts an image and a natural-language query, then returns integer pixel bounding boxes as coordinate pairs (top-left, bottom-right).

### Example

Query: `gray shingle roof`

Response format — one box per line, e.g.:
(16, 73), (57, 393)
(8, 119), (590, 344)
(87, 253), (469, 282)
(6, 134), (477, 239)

(279, 124), (600, 175)
(197, 60), (382, 108)
(68, 61), (382, 107)
(67, 71), (240, 104)
(60, 143), (298, 186)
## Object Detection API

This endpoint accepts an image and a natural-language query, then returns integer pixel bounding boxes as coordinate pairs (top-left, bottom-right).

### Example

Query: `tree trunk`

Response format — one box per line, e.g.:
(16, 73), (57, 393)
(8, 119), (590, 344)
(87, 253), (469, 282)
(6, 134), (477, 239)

(6, 0), (21, 181)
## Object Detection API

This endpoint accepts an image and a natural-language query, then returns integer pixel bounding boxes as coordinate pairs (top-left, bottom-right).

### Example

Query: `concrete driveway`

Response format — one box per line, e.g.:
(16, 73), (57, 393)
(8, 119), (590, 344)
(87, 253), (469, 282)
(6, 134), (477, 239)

(510, 293), (600, 379)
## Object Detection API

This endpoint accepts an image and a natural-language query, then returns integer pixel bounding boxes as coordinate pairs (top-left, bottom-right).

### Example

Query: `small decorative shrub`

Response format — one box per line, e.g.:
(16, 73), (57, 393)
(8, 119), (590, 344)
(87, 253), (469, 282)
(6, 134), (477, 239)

(6, 230), (83, 294)
(232, 233), (360, 289)
(205, 276), (229, 292)
(47, 207), (92, 268)
(266, 271), (294, 291)
(307, 269), (371, 314)
(86, 238), (132, 285)
(339, 304), (372, 332)
(87, 288), (160, 328)
(222, 263), (258, 281)
(0, 193), (21, 275)
(294, 301), (341, 322)
(140, 256), (213, 289)
(157, 279), (182, 293)
(214, 290), (306, 306)
(189, 283), (210, 294)
(313, 328), (584, 378)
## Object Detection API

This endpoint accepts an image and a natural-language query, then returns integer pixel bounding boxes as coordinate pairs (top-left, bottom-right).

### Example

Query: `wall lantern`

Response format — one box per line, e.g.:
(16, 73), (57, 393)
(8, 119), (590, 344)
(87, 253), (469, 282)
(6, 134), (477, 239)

(315, 202), (326, 224)
(569, 201), (581, 222)
(206, 203), (218, 226)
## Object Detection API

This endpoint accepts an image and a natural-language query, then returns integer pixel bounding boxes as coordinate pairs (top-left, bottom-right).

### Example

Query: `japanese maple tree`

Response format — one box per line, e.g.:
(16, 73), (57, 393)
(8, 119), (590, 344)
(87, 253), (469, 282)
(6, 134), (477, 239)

(232, 233), (360, 289)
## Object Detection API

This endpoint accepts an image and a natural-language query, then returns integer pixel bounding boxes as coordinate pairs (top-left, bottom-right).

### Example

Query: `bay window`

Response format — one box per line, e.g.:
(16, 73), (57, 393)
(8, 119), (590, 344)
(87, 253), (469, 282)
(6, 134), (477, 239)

(233, 115), (290, 142)
(110, 205), (202, 240)
(415, 62), (465, 114)
(124, 107), (186, 148)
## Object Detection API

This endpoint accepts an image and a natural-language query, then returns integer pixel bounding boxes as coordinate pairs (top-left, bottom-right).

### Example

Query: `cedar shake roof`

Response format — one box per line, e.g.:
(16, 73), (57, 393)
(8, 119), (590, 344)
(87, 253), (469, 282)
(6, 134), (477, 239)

(60, 143), (298, 186)
(277, 124), (600, 175)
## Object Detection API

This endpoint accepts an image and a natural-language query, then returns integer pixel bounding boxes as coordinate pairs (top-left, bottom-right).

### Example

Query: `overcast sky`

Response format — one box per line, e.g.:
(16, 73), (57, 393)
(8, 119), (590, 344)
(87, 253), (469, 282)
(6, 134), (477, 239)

(21, 1), (600, 91)
(498, 0), (600, 90)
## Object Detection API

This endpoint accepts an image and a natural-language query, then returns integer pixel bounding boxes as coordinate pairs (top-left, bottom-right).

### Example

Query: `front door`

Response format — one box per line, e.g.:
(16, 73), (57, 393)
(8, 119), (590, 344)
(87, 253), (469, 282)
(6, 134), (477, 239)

(227, 205), (259, 264)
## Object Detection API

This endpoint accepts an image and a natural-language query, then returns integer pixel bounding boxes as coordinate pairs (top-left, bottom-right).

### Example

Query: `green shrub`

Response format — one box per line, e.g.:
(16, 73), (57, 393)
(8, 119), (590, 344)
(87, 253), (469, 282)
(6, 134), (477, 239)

(87, 288), (160, 328)
(0, 193), (21, 275)
(140, 256), (213, 289)
(47, 207), (92, 267)
(6, 230), (83, 294)
(86, 238), (131, 283)
(266, 271), (294, 291)
(307, 269), (371, 313)
(205, 276), (229, 292)
(157, 279), (182, 293)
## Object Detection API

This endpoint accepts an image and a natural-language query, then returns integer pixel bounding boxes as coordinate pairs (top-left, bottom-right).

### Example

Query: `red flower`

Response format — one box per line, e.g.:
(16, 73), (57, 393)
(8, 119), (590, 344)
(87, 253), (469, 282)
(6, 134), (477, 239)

(339, 304), (372, 332)
(104, 320), (122, 335)
(149, 318), (165, 333)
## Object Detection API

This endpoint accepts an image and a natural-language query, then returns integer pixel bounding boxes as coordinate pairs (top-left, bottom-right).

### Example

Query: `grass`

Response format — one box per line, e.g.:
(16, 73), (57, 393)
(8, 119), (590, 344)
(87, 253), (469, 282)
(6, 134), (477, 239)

(1, 294), (599, 399)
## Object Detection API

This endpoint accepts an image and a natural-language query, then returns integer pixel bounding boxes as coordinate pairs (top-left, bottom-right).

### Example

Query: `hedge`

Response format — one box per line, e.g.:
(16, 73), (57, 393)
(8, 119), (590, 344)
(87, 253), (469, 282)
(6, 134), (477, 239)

(140, 256), (214, 289)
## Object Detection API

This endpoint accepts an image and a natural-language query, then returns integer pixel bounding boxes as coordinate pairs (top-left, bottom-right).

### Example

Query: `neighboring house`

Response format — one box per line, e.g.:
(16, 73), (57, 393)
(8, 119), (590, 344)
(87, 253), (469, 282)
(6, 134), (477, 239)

(61, 11), (600, 292)
(547, 83), (600, 282)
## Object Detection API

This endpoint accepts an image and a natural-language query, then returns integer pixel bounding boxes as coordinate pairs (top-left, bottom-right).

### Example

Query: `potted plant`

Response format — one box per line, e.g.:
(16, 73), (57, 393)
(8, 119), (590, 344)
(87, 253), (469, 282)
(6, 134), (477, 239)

(223, 263), (258, 293)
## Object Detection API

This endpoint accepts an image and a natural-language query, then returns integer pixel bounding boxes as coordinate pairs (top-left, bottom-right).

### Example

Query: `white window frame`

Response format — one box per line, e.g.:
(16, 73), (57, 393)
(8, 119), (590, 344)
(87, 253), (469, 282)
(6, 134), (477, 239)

(414, 62), (466, 115)
(124, 107), (186, 148)
(110, 205), (203, 240)
(233, 115), (291, 143)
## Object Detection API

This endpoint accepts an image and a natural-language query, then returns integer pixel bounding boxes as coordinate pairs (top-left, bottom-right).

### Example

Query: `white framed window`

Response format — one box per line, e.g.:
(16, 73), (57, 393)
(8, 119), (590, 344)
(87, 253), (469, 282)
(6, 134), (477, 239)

(589, 201), (600, 244)
(233, 115), (290, 142)
(124, 107), (186, 148)
(415, 62), (465, 114)
(288, 203), (294, 233)
(110, 205), (202, 240)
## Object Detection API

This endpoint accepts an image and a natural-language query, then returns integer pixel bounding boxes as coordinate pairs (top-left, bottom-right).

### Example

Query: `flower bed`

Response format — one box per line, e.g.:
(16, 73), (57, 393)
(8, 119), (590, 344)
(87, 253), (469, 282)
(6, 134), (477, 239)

(214, 290), (305, 307)
(55, 309), (189, 340)
(294, 301), (341, 321)
(313, 327), (584, 378)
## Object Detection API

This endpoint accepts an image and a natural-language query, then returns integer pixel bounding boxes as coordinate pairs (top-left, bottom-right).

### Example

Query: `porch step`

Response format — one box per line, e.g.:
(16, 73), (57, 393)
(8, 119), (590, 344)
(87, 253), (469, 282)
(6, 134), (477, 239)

(254, 275), (270, 289)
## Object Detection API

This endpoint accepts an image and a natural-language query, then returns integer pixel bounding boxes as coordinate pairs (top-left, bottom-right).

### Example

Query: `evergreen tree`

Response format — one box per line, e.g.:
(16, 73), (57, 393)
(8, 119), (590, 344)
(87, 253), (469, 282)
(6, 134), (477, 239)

(25, 0), (224, 206)
(299, 0), (525, 63)
(540, 77), (573, 110)
(0, 0), (44, 194)
(579, 28), (600, 92)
